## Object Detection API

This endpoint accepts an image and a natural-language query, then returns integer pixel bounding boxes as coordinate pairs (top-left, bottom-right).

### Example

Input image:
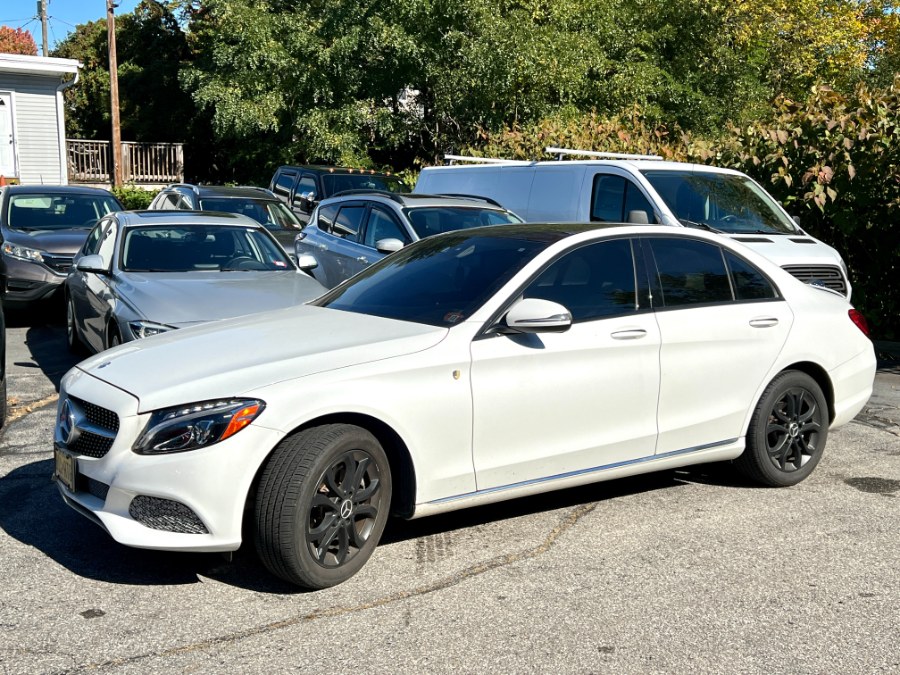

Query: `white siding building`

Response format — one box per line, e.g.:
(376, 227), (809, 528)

(0, 54), (80, 185)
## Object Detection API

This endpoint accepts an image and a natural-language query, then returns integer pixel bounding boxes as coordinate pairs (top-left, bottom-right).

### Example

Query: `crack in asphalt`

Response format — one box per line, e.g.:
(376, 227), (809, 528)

(59, 502), (599, 673)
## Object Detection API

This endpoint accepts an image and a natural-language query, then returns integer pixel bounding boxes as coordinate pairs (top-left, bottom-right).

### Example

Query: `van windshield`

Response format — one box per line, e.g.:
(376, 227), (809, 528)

(640, 170), (800, 235)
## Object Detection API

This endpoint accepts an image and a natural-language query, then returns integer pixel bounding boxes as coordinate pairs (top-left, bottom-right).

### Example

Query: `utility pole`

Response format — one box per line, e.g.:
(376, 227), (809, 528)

(107, 0), (123, 188)
(37, 0), (49, 56)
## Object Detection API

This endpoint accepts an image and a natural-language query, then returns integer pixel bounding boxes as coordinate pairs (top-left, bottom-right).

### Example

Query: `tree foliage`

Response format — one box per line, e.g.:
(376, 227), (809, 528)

(0, 26), (38, 55)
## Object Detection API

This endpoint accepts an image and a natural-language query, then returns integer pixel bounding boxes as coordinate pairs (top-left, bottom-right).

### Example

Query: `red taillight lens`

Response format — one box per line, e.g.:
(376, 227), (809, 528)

(849, 309), (870, 337)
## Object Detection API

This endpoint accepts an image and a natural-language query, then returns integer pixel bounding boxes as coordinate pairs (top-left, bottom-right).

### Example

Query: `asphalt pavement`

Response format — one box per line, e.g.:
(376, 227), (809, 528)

(1, 303), (897, 674)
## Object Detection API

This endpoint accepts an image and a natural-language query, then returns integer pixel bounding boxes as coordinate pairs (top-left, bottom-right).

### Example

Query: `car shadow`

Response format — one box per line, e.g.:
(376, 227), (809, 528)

(5, 300), (81, 392)
(0, 455), (738, 594)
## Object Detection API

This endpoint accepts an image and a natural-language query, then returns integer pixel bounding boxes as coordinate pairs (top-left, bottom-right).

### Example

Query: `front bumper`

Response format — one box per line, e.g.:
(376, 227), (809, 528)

(54, 368), (283, 552)
(2, 255), (68, 305)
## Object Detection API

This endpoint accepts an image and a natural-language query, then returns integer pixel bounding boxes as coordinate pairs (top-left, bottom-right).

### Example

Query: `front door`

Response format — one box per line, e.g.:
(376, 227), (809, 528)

(0, 92), (16, 179)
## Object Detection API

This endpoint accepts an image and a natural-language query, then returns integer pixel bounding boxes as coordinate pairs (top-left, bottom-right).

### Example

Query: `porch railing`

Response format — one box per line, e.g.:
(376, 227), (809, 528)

(67, 139), (184, 184)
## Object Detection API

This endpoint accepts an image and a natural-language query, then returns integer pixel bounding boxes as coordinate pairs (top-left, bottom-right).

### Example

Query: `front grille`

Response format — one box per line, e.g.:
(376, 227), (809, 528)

(85, 477), (110, 501)
(781, 264), (847, 296)
(129, 496), (209, 534)
(42, 253), (74, 274)
(64, 396), (120, 459)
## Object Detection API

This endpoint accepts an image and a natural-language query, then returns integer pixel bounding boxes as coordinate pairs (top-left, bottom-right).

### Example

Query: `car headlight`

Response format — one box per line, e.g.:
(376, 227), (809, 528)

(128, 321), (175, 340)
(133, 399), (266, 455)
(2, 242), (45, 263)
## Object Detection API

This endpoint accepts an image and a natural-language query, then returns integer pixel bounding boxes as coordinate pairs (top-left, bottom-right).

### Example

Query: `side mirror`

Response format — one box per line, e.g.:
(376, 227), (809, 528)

(296, 253), (318, 271)
(501, 297), (572, 334)
(375, 238), (404, 254)
(627, 210), (650, 224)
(75, 254), (108, 274)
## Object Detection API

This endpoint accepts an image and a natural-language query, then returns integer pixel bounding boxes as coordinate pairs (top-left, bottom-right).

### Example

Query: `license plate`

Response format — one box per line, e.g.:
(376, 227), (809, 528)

(54, 447), (77, 492)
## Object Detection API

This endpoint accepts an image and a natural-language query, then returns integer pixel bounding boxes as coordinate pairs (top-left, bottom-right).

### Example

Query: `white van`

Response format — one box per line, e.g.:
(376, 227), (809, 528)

(415, 148), (851, 298)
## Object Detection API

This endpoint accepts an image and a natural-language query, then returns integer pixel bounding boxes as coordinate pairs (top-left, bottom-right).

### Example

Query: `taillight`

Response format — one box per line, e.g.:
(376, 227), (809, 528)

(848, 309), (870, 337)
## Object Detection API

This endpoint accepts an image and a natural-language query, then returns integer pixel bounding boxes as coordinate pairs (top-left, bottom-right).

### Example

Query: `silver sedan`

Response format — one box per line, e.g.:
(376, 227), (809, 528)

(65, 211), (325, 353)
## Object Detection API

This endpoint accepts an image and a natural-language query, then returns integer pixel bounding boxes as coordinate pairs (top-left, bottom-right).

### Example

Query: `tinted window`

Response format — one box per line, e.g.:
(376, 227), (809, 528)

(334, 206), (367, 242)
(7, 193), (120, 230)
(725, 252), (777, 300)
(364, 207), (409, 247)
(590, 176), (654, 223)
(407, 207), (522, 239)
(317, 233), (549, 326)
(317, 204), (339, 234)
(320, 173), (406, 198)
(82, 221), (106, 255)
(198, 198), (300, 229)
(272, 171), (296, 198)
(648, 238), (732, 306)
(293, 176), (318, 208)
(525, 239), (638, 321)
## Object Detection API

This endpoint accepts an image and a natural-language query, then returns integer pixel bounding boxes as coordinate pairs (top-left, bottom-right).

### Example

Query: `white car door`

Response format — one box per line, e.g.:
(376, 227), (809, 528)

(470, 238), (661, 491)
(644, 236), (793, 454)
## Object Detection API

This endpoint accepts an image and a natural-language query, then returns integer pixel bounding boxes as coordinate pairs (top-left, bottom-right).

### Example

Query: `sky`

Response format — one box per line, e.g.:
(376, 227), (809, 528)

(1, 0), (141, 51)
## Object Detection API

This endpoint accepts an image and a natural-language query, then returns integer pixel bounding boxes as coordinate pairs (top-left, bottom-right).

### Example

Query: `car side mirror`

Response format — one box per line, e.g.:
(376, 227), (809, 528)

(627, 210), (650, 224)
(375, 238), (405, 254)
(500, 297), (572, 334)
(296, 253), (318, 271)
(75, 254), (108, 274)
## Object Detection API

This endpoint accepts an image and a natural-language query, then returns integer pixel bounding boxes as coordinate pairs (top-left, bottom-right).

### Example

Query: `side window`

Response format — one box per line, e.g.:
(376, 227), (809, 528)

(82, 221), (106, 255)
(273, 171), (296, 198)
(647, 238), (732, 306)
(524, 239), (638, 322)
(725, 252), (777, 300)
(159, 193), (180, 210)
(364, 206), (409, 248)
(591, 175), (655, 223)
(317, 204), (339, 234)
(293, 176), (318, 210)
(333, 205), (367, 242)
(96, 221), (119, 266)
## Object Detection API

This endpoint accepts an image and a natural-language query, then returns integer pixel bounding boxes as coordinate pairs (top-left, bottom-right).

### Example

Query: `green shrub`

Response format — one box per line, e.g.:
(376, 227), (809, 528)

(112, 184), (159, 210)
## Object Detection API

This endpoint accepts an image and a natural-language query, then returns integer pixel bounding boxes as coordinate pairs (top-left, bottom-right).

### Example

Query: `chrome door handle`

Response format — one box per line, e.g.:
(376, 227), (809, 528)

(356, 256), (368, 263)
(749, 317), (779, 328)
(611, 329), (647, 340)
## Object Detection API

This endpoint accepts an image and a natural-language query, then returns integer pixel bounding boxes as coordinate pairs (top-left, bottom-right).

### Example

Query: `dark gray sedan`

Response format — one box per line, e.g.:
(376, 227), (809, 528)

(65, 211), (325, 353)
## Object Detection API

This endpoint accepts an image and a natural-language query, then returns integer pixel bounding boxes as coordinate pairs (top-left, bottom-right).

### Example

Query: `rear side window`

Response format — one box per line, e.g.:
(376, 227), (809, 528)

(591, 175), (655, 224)
(725, 252), (777, 300)
(647, 238), (732, 306)
(333, 205), (367, 242)
(272, 171), (296, 198)
(317, 204), (339, 233)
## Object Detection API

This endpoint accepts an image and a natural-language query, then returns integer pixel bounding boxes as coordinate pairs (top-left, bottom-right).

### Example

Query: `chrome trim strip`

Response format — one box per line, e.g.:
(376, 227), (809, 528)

(428, 439), (740, 505)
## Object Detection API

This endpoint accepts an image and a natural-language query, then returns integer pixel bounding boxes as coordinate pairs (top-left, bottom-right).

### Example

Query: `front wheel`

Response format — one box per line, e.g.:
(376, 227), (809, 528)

(66, 297), (87, 354)
(736, 371), (829, 487)
(254, 424), (392, 589)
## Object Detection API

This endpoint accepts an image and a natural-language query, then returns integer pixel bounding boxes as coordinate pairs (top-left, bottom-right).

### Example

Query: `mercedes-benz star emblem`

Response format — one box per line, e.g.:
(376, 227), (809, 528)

(339, 499), (353, 520)
(58, 399), (82, 447)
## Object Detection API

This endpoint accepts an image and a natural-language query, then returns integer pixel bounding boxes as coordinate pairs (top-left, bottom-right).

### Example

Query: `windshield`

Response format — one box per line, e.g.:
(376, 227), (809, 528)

(406, 206), (522, 239)
(198, 198), (301, 230)
(7, 193), (121, 230)
(122, 225), (293, 272)
(321, 173), (406, 198)
(640, 170), (800, 234)
(315, 231), (549, 326)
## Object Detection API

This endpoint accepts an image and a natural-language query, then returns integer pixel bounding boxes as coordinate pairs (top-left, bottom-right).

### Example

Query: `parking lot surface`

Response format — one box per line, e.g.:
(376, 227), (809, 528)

(1, 305), (898, 674)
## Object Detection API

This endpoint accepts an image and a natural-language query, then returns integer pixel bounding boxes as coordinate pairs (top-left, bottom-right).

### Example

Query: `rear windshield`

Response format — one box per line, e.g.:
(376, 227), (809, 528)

(406, 207), (522, 238)
(320, 173), (406, 198)
(7, 193), (121, 230)
(198, 198), (301, 230)
(122, 226), (293, 272)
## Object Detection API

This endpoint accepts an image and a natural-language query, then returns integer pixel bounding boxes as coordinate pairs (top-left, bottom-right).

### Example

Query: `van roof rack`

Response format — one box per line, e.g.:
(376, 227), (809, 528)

(434, 193), (503, 207)
(443, 154), (526, 165)
(545, 146), (663, 161)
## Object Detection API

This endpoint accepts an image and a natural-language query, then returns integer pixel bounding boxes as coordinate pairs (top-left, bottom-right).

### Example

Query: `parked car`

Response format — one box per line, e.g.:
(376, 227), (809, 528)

(0, 185), (123, 307)
(269, 165), (407, 224)
(65, 211), (325, 353)
(147, 184), (302, 248)
(295, 191), (523, 288)
(54, 222), (875, 590)
(415, 148), (852, 297)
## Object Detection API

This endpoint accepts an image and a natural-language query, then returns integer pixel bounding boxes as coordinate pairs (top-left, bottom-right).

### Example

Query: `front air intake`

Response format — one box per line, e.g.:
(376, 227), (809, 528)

(129, 496), (209, 534)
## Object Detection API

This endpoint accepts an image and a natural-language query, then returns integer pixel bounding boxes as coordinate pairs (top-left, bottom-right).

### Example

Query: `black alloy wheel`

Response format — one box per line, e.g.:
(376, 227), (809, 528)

(736, 370), (829, 487)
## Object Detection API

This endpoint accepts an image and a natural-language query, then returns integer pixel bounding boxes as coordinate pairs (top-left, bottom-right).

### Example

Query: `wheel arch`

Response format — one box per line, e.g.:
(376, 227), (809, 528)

(778, 361), (835, 423)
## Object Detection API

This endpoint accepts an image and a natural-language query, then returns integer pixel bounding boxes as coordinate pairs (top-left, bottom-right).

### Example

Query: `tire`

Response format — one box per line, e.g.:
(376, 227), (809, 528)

(108, 324), (122, 349)
(254, 424), (392, 589)
(735, 371), (829, 487)
(66, 297), (88, 355)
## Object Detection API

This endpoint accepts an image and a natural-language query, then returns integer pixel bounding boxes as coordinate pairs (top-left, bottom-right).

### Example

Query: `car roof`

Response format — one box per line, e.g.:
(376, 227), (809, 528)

(320, 191), (509, 210)
(113, 210), (263, 228)
(274, 165), (399, 178)
(163, 184), (277, 200)
(3, 184), (118, 196)
(429, 160), (743, 176)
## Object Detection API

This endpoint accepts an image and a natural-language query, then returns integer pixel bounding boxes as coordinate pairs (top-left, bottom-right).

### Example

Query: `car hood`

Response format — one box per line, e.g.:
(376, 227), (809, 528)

(723, 233), (844, 268)
(4, 227), (91, 255)
(76, 304), (448, 412)
(115, 271), (325, 327)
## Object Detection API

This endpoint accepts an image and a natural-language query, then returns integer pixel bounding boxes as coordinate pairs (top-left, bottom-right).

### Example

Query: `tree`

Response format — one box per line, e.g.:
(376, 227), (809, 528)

(0, 26), (38, 55)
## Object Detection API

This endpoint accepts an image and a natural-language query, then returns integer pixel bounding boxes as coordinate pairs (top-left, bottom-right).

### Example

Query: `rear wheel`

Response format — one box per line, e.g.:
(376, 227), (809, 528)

(736, 371), (829, 486)
(255, 424), (392, 589)
(66, 297), (87, 354)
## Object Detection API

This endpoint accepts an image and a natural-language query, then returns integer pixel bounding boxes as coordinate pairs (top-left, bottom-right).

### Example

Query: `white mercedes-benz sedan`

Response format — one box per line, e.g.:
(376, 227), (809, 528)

(53, 223), (876, 589)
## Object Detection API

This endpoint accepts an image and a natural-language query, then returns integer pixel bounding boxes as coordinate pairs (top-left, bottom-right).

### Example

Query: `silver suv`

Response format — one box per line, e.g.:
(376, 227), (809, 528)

(295, 191), (522, 288)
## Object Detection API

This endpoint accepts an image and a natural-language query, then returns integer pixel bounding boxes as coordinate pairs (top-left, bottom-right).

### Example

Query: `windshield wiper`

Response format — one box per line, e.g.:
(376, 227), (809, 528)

(678, 218), (724, 234)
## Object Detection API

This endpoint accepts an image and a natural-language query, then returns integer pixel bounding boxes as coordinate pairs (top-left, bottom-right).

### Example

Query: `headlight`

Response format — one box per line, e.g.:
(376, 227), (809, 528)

(133, 399), (266, 455)
(128, 321), (175, 340)
(3, 242), (44, 263)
